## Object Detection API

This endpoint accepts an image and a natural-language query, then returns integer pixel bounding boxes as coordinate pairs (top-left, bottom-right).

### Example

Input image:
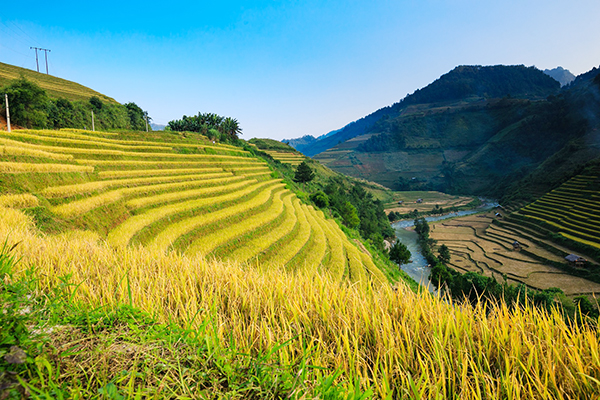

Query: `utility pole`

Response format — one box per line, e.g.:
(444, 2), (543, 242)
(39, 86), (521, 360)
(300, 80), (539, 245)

(30, 47), (51, 74)
(91, 110), (95, 131)
(145, 113), (148, 132)
(4, 94), (11, 132)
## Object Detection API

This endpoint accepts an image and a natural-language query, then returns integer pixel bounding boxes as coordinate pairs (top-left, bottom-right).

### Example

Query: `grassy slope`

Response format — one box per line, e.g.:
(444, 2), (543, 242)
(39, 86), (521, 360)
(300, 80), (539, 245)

(0, 61), (117, 103)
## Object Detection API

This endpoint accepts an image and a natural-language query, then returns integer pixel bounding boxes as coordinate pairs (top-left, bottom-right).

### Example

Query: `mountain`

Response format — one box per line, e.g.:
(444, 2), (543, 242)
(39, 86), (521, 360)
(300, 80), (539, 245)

(283, 128), (342, 153)
(151, 123), (166, 131)
(543, 67), (576, 86)
(282, 134), (318, 152)
(300, 65), (560, 157)
(313, 65), (600, 199)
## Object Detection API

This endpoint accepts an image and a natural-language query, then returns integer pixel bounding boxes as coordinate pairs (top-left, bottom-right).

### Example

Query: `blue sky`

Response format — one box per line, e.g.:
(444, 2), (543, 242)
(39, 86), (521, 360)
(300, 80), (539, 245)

(1, 0), (599, 140)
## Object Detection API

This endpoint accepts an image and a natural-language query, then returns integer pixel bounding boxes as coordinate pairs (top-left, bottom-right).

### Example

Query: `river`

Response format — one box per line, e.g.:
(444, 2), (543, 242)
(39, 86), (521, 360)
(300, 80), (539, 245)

(391, 200), (499, 291)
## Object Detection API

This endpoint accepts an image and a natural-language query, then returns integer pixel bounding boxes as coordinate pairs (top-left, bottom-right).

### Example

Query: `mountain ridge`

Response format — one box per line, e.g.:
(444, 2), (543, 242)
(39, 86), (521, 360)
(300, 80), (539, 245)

(296, 65), (560, 157)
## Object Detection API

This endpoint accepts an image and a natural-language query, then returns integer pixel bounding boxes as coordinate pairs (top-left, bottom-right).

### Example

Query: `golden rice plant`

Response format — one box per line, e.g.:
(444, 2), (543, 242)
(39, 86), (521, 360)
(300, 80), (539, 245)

(98, 167), (224, 179)
(227, 194), (298, 263)
(317, 216), (346, 281)
(1, 136), (254, 160)
(344, 240), (367, 284)
(152, 183), (285, 253)
(107, 180), (278, 247)
(125, 178), (252, 209)
(4, 205), (598, 399)
(359, 250), (387, 284)
(52, 175), (251, 218)
(41, 171), (234, 198)
(185, 189), (288, 256)
(52, 191), (124, 218)
(228, 165), (271, 173)
(3, 130), (173, 151)
(60, 128), (119, 136)
(560, 232), (600, 249)
(0, 193), (39, 208)
(18, 129), (246, 153)
(0, 144), (73, 160)
(289, 205), (327, 271)
(274, 202), (313, 266)
(0, 162), (93, 174)
(75, 159), (261, 167)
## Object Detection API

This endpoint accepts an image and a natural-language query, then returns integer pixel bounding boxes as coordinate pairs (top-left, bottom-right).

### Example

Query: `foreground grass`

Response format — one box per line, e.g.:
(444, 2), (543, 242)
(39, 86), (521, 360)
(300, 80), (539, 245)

(0, 252), (355, 399)
(1, 205), (600, 398)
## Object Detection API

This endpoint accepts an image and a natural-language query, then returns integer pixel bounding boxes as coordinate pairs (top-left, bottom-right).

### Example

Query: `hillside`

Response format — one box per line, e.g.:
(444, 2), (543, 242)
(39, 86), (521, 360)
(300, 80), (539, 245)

(314, 65), (600, 197)
(0, 61), (117, 104)
(297, 65), (560, 157)
(0, 128), (395, 287)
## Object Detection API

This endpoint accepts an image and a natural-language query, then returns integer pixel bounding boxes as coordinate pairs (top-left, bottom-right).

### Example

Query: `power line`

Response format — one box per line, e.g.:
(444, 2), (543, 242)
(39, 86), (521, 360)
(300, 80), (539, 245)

(7, 21), (42, 47)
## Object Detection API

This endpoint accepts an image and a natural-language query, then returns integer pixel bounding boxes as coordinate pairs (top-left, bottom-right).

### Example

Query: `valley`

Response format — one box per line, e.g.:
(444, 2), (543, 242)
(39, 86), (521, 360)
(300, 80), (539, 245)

(2, 62), (600, 398)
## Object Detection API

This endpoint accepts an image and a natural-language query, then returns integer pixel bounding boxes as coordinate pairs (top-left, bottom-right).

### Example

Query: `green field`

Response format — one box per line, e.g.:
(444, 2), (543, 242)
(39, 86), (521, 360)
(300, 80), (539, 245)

(516, 172), (600, 253)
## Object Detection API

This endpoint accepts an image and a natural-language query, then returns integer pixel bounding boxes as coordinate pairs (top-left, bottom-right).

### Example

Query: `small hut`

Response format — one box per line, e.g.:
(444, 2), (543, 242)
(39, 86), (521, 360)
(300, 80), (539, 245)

(398, 200), (404, 205)
(512, 241), (521, 251)
(565, 254), (587, 268)
(416, 198), (423, 204)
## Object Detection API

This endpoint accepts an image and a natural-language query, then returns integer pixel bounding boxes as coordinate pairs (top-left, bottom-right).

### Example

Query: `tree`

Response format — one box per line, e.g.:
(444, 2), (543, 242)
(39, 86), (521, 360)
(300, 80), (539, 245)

(438, 244), (451, 264)
(89, 96), (103, 110)
(389, 240), (411, 265)
(414, 218), (430, 237)
(340, 201), (360, 229)
(221, 117), (242, 140)
(2, 77), (50, 128)
(294, 161), (315, 183)
(125, 102), (147, 131)
(310, 191), (329, 208)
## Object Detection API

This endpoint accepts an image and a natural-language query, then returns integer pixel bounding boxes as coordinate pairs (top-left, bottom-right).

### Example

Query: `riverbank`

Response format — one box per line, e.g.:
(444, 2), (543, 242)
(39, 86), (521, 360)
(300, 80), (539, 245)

(391, 200), (499, 290)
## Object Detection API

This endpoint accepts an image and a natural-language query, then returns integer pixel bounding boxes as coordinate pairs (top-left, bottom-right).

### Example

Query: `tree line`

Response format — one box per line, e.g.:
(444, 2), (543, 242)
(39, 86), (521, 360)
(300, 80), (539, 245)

(167, 113), (242, 144)
(1, 77), (149, 131)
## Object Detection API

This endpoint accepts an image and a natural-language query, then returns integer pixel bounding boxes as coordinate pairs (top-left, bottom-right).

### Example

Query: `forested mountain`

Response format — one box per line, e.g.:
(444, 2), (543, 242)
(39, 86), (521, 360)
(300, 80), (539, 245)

(298, 65), (560, 157)
(283, 128), (341, 154)
(313, 65), (600, 202)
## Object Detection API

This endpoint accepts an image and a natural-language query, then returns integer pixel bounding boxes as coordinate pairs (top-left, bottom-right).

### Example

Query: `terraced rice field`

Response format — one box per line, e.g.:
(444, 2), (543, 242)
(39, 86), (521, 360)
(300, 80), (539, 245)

(517, 173), (600, 250)
(263, 150), (306, 166)
(0, 129), (384, 286)
(385, 190), (475, 214)
(429, 212), (600, 296)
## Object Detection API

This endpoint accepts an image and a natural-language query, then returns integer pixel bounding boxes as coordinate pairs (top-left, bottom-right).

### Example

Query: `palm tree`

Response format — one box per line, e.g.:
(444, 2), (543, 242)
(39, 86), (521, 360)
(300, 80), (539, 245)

(222, 117), (242, 139)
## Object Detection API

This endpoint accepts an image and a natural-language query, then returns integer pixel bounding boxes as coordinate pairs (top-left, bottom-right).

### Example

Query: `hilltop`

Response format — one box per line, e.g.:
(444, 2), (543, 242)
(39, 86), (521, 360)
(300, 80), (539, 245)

(543, 66), (576, 86)
(1, 63), (149, 131)
(295, 65), (560, 157)
(0, 61), (117, 104)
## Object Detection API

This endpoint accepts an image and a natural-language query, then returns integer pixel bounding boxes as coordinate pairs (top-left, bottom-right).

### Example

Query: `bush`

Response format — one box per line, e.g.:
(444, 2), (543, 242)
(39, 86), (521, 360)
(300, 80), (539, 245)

(310, 191), (329, 208)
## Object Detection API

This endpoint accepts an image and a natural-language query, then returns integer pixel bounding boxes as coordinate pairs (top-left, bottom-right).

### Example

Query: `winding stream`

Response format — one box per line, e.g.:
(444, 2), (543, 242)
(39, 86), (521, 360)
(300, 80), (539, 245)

(391, 201), (499, 291)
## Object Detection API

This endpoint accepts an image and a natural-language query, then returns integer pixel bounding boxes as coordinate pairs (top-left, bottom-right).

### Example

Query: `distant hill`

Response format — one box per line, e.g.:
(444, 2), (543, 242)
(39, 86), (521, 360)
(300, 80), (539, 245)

(0, 61), (117, 104)
(543, 67), (576, 86)
(283, 128), (341, 153)
(151, 123), (166, 131)
(314, 65), (600, 200)
(300, 65), (559, 157)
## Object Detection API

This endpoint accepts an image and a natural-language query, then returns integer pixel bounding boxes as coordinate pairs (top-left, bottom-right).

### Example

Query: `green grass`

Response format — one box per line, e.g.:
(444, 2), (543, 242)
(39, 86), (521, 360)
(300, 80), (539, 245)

(0, 245), (356, 399)
(0, 61), (117, 103)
